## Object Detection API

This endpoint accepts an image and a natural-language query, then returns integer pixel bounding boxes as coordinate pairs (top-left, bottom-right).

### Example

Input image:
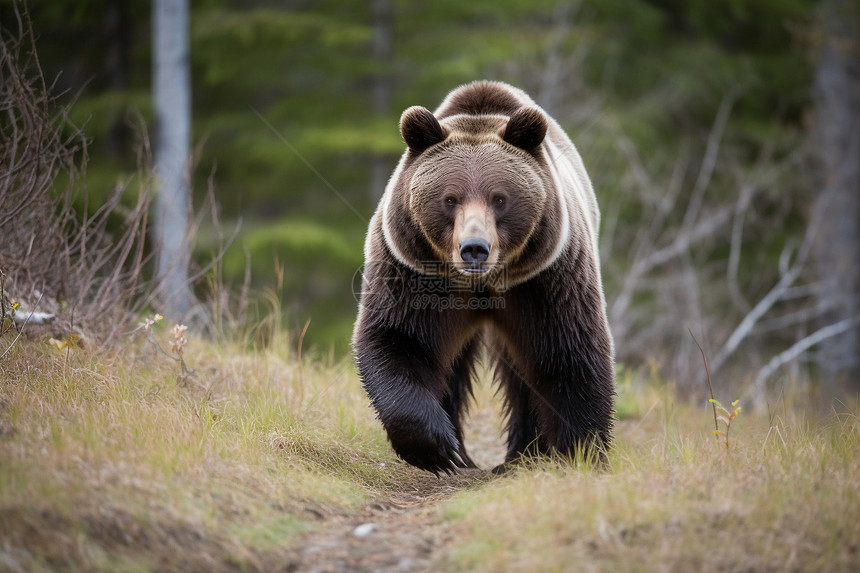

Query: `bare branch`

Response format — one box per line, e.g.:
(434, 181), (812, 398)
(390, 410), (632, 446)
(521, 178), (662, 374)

(709, 183), (826, 376)
(726, 176), (757, 312)
(709, 251), (803, 375)
(680, 89), (737, 233)
(0, 5), (152, 345)
(754, 304), (832, 334)
(745, 315), (860, 407)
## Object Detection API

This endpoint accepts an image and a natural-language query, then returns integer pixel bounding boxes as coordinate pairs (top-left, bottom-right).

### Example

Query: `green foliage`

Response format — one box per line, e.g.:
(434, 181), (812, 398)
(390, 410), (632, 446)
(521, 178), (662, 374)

(12, 0), (818, 353)
(208, 217), (363, 352)
(220, 218), (362, 278)
(710, 398), (742, 452)
(192, 8), (372, 88)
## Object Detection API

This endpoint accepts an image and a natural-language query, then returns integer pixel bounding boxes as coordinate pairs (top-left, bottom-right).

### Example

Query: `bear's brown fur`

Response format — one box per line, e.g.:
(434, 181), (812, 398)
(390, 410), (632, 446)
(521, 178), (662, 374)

(353, 81), (615, 474)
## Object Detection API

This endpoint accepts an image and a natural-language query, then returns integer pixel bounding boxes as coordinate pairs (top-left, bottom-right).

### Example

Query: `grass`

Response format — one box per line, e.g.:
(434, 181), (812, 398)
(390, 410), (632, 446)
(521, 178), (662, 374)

(1, 326), (858, 571)
(0, 327), (403, 571)
(439, 381), (860, 572)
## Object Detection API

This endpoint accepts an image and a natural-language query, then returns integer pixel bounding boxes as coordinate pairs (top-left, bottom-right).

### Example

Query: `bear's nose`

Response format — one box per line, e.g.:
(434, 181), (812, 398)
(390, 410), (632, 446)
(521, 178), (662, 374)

(459, 238), (490, 266)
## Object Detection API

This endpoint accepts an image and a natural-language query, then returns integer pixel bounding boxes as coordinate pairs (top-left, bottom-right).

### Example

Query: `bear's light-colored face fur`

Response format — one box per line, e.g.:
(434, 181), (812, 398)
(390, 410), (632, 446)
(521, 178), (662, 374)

(408, 133), (547, 280)
(372, 90), (599, 291)
(384, 111), (553, 288)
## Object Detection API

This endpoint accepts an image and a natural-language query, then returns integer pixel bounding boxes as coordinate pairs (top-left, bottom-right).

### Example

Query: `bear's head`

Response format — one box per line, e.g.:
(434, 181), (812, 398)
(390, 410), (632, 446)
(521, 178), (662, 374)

(395, 105), (553, 288)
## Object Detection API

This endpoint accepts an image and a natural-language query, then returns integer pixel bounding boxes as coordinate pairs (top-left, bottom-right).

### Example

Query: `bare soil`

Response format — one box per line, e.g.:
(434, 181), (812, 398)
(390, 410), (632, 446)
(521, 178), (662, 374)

(284, 395), (506, 572)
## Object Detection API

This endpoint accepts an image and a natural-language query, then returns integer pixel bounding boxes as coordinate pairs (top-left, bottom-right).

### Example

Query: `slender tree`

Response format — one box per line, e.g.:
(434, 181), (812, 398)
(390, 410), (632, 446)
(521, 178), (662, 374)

(811, 0), (859, 394)
(153, 0), (194, 318)
(369, 0), (393, 203)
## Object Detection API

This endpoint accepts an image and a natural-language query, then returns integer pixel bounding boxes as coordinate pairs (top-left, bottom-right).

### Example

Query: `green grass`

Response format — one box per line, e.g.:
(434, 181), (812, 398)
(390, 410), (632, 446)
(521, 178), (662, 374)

(1, 327), (858, 571)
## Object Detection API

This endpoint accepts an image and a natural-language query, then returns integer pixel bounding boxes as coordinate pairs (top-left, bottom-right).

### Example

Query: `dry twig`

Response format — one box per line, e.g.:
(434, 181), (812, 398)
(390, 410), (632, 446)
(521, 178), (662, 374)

(1, 5), (151, 345)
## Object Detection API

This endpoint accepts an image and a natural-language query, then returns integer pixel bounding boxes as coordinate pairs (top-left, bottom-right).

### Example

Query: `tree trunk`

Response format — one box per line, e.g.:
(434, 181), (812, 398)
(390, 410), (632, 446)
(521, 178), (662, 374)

(369, 0), (392, 204)
(153, 0), (194, 319)
(812, 0), (860, 395)
(104, 0), (129, 158)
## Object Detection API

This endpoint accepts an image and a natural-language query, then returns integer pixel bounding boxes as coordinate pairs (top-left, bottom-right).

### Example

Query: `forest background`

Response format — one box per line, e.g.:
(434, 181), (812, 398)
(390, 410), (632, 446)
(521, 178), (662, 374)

(2, 0), (857, 406)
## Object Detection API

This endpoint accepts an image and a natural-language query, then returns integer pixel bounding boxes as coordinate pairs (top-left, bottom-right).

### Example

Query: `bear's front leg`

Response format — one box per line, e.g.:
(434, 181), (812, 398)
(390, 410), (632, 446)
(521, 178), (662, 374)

(498, 268), (616, 465)
(516, 337), (614, 464)
(535, 317), (615, 462)
(354, 324), (468, 475)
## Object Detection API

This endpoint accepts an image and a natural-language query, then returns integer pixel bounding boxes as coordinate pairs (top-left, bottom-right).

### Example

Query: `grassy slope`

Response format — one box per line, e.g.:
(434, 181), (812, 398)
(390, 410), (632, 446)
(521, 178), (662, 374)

(0, 332), (402, 571)
(0, 331), (858, 572)
(441, 381), (860, 572)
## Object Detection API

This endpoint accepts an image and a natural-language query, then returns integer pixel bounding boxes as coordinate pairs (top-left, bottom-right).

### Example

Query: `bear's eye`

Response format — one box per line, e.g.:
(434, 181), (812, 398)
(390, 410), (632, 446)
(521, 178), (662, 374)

(493, 196), (506, 207)
(444, 196), (457, 206)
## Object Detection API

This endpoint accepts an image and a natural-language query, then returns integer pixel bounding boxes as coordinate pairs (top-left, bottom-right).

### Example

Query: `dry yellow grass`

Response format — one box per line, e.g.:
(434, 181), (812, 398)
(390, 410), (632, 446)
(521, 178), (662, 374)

(438, 379), (860, 572)
(0, 330), (401, 571)
(1, 329), (858, 572)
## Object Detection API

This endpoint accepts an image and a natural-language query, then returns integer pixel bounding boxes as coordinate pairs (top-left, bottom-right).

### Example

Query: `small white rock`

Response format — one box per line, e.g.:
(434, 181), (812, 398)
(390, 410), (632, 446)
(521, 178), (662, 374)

(13, 310), (54, 326)
(351, 523), (377, 537)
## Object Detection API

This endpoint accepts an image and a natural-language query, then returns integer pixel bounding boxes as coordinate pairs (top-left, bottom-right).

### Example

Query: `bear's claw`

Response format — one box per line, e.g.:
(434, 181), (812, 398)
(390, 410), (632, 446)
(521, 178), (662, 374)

(394, 435), (470, 476)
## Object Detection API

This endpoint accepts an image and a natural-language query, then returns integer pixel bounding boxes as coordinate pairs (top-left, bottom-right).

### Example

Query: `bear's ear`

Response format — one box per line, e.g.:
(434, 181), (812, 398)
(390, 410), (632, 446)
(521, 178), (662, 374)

(502, 107), (548, 151)
(400, 106), (447, 154)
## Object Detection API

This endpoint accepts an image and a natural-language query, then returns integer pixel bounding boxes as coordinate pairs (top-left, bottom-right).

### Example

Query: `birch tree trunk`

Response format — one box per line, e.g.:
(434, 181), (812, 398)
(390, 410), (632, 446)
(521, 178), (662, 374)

(153, 0), (194, 319)
(812, 0), (860, 394)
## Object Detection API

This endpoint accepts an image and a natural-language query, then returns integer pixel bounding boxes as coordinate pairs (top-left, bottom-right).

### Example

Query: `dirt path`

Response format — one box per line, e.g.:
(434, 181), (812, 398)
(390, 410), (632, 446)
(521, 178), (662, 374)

(292, 471), (489, 572)
(289, 393), (506, 572)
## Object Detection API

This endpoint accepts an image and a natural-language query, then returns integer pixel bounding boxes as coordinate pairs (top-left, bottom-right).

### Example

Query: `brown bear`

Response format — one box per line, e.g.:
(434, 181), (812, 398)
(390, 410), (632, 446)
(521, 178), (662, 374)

(352, 81), (615, 475)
